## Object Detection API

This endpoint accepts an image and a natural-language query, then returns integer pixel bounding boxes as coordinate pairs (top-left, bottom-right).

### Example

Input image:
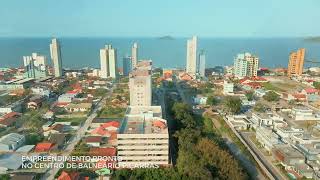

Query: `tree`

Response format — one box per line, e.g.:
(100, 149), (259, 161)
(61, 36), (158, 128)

(223, 96), (242, 114)
(313, 81), (320, 90)
(245, 91), (254, 101)
(263, 91), (280, 102)
(207, 96), (218, 106)
(25, 133), (44, 145)
(254, 103), (266, 112)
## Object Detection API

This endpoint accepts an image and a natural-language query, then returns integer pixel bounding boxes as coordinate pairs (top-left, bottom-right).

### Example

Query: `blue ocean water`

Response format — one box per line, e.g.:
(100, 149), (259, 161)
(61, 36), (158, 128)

(0, 37), (319, 69)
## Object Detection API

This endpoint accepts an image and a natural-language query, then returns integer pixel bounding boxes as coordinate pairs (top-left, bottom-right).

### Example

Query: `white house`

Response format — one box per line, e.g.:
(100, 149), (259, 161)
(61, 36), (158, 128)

(223, 81), (234, 95)
(193, 95), (208, 105)
(0, 133), (25, 152)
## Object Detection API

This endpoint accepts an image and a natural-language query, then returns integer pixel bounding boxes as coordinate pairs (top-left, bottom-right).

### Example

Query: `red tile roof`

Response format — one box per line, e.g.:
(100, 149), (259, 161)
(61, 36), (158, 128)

(91, 127), (110, 136)
(34, 142), (55, 152)
(85, 136), (103, 143)
(57, 171), (80, 180)
(101, 121), (120, 128)
(153, 120), (166, 129)
(305, 88), (318, 94)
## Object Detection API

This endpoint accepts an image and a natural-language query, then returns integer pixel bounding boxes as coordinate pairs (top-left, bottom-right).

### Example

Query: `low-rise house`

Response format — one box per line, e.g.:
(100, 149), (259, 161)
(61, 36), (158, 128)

(43, 111), (55, 120)
(57, 171), (80, 180)
(48, 134), (67, 150)
(302, 88), (319, 95)
(226, 115), (252, 130)
(0, 133), (25, 152)
(292, 106), (320, 121)
(0, 153), (24, 170)
(43, 124), (69, 137)
(296, 142), (320, 161)
(31, 86), (51, 97)
(65, 103), (92, 113)
(27, 95), (45, 110)
(256, 126), (280, 152)
(250, 112), (283, 128)
(34, 142), (57, 152)
(274, 144), (305, 169)
(179, 72), (194, 81)
(0, 100), (23, 113)
(223, 81), (234, 95)
(0, 112), (21, 127)
(275, 126), (304, 142)
(58, 93), (77, 103)
(254, 89), (267, 97)
(193, 95), (207, 105)
(84, 136), (104, 147)
(293, 163), (314, 179)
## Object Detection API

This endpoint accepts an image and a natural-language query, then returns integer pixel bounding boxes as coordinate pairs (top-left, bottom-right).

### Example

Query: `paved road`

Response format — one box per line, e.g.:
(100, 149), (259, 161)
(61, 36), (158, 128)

(41, 86), (114, 180)
(157, 88), (177, 165)
(241, 132), (288, 180)
(175, 80), (267, 179)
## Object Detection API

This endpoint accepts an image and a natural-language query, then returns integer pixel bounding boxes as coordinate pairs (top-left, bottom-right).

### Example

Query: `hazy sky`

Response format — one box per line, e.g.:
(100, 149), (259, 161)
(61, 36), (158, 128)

(0, 0), (319, 37)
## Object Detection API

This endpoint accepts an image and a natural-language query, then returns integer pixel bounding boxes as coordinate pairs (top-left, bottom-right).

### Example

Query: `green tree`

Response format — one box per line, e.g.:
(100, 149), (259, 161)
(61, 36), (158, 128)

(253, 103), (266, 112)
(313, 81), (320, 90)
(207, 96), (218, 106)
(223, 96), (242, 114)
(263, 91), (280, 102)
(245, 91), (254, 101)
(25, 133), (44, 145)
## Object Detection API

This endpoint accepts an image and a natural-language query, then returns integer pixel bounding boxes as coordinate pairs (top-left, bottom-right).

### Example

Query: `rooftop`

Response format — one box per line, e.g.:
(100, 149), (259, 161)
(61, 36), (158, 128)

(119, 106), (167, 134)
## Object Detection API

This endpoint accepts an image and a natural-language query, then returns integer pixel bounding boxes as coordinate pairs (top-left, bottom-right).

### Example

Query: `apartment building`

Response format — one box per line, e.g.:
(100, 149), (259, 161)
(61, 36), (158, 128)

(287, 48), (305, 77)
(117, 106), (169, 167)
(233, 52), (259, 78)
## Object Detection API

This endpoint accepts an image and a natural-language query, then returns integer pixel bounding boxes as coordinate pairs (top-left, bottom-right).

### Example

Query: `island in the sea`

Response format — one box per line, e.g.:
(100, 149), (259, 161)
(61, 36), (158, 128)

(304, 36), (320, 42)
(158, 35), (174, 40)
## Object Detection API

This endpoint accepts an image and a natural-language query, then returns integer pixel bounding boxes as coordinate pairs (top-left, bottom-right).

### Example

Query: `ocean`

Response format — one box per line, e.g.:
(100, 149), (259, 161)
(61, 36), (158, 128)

(0, 37), (319, 69)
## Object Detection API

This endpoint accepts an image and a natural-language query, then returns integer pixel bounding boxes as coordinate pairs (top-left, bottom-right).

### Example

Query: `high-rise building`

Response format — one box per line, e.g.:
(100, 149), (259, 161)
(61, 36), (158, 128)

(118, 60), (169, 167)
(23, 53), (48, 79)
(287, 48), (305, 77)
(129, 61), (152, 106)
(233, 52), (259, 78)
(100, 45), (118, 79)
(100, 48), (109, 79)
(108, 46), (118, 79)
(123, 56), (132, 76)
(131, 42), (138, 69)
(50, 38), (63, 77)
(198, 50), (206, 77)
(186, 36), (197, 75)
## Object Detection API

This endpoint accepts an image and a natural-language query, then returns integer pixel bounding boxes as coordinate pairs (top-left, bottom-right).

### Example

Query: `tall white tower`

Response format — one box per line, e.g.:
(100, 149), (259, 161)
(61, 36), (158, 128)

(100, 44), (118, 79)
(131, 42), (138, 69)
(50, 38), (63, 77)
(186, 36), (197, 75)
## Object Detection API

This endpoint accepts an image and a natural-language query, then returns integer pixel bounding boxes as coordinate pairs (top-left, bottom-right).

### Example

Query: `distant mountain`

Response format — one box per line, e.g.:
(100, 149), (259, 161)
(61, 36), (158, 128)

(304, 37), (320, 42)
(158, 36), (174, 40)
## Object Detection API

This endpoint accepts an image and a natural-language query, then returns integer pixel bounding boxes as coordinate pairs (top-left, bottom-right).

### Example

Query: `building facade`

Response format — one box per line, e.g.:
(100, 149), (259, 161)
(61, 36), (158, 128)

(198, 50), (206, 77)
(100, 45), (118, 79)
(234, 53), (259, 78)
(186, 36), (197, 75)
(123, 56), (132, 76)
(287, 48), (305, 77)
(131, 42), (138, 69)
(50, 38), (63, 77)
(23, 53), (48, 79)
(129, 67), (152, 106)
(117, 106), (169, 167)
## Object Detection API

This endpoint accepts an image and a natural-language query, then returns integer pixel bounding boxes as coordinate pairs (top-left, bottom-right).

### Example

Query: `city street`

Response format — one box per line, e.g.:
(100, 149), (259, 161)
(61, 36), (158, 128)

(41, 86), (114, 180)
(240, 132), (288, 180)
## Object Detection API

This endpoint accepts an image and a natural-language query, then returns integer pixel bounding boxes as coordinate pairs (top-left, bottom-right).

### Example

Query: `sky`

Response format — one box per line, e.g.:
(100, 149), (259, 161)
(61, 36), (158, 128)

(0, 0), (319, 37)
